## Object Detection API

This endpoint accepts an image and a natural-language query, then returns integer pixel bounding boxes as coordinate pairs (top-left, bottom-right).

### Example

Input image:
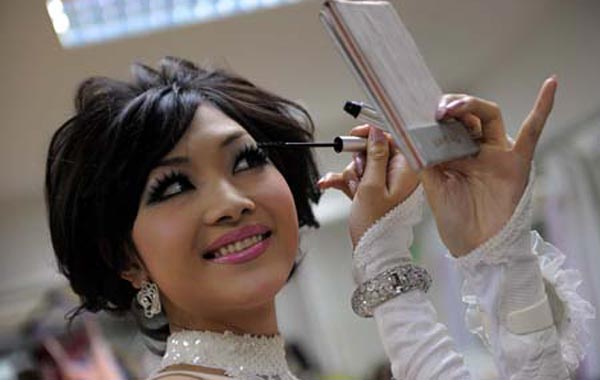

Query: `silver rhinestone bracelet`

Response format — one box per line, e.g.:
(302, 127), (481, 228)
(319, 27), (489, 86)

(351, 263), (432, 318)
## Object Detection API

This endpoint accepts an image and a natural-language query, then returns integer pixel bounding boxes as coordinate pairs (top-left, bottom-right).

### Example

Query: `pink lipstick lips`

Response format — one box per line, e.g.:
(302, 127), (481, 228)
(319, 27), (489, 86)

(203, 225), (272, 264)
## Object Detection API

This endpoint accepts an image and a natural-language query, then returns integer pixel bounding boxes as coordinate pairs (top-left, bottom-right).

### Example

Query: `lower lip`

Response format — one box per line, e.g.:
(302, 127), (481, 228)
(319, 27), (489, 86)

(210, 236), (271, 265)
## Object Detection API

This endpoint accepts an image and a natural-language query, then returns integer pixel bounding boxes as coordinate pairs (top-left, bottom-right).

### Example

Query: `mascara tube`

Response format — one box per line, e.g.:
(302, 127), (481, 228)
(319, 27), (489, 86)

(332, 136), (366, 153)
(344, 101), (385, 128)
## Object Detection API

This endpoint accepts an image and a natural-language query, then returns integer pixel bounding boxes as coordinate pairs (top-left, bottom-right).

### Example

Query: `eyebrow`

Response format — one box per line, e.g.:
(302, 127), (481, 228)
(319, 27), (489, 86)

(220, 130), (247, 148)
(153, 131), (248, 169)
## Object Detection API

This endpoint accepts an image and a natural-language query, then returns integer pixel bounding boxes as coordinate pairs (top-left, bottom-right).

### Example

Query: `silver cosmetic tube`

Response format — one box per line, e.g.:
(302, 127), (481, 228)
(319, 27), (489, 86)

(333, 136), (367, 153)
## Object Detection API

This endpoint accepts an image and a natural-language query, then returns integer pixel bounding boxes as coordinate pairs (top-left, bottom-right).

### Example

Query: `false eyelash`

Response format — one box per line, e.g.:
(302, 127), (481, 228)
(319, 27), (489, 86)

(233, 145), (269, 172)
(147, 170), (193, 204)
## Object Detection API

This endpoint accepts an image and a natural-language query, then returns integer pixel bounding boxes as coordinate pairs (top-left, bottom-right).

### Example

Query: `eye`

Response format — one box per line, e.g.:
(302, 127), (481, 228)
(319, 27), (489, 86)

(233, 145), (269, 173)
(147, 171), (194, 205)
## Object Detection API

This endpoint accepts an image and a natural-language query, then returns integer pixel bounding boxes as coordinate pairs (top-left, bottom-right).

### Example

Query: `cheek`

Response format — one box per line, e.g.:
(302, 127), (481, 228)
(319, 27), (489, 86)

(258, 170), (299, 255)
(131, 207), (195, 271)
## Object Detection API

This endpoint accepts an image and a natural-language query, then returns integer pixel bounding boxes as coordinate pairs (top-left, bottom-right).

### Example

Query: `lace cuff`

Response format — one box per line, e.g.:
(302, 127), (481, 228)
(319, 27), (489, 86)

(531, 231), (596, 372)
(352, 185), (424, 285)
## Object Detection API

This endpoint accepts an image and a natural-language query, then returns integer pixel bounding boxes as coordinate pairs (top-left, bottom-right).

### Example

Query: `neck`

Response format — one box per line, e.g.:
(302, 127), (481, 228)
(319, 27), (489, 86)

(168, 300), (279, 336)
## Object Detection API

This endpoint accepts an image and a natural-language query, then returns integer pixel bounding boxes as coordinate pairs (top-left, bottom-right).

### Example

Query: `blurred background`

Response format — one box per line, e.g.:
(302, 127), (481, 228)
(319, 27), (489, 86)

(1, 0), (599, 379)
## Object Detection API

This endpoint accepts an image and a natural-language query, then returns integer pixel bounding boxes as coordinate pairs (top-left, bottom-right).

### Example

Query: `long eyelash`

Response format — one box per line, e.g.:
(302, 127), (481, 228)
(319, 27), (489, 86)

(147, 170), (189, 204)
(234, 145), (269, 170)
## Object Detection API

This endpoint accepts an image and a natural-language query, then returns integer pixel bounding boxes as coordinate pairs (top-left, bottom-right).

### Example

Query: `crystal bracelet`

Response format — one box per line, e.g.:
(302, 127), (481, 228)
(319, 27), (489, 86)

(351, 264), (432, 318)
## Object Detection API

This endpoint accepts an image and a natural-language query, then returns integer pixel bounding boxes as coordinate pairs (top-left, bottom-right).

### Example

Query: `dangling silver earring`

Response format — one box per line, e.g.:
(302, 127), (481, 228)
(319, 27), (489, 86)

(136, 281), (161, 318)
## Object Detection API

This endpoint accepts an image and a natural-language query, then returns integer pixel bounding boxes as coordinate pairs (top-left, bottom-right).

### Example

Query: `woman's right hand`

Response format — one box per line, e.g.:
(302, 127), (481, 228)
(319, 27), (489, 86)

(318, 125), (419, 247)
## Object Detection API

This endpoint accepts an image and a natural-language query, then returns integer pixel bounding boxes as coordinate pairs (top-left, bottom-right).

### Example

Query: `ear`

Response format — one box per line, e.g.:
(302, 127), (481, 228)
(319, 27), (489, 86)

(121, 262), (147, 289)
(120, 248), (148, 290)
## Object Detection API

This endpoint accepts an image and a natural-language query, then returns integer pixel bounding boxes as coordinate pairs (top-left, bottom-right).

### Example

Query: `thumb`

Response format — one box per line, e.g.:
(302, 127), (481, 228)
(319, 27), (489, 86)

(514, 76), (558, 161)
(361, 127), (390, 191)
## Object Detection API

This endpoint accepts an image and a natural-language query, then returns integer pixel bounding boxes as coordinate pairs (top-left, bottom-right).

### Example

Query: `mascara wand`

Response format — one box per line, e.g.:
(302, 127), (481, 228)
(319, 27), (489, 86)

(257, 100), (386, 153)
(258, 136), (366, 153)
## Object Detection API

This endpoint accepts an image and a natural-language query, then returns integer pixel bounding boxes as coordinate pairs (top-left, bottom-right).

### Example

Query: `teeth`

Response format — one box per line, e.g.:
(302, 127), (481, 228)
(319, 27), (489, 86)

(212, 234), (266, 258)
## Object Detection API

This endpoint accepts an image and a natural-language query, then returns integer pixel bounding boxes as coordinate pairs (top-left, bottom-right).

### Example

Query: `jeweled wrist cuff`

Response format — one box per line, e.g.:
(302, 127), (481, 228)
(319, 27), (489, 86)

(351, 264), (432, 318)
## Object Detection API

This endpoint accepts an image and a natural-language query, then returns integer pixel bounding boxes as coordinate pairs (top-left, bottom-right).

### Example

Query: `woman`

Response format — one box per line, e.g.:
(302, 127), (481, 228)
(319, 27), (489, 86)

(45, 57), (593, 379)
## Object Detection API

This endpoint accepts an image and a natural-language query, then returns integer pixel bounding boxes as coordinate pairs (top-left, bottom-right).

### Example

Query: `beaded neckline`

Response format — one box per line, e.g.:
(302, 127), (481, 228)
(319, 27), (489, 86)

(161, 330), (299, 380)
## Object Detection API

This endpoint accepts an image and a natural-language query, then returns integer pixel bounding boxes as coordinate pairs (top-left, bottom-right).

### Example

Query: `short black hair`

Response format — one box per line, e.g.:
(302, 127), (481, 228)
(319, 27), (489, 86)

(45, 57), (321, 338)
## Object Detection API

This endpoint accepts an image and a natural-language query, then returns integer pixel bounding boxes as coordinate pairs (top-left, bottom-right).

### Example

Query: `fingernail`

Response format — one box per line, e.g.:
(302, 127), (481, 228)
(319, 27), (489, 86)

(348, 179), (358, 194)
(353, 153), (365, 177)
(369, 127), (385, 143)
(446, 99), (466, 110)
(435, 106), (447, 120)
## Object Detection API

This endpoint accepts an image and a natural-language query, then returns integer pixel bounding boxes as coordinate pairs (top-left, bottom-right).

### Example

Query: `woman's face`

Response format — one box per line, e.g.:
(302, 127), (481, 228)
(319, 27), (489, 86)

(130, 103), (299, 328)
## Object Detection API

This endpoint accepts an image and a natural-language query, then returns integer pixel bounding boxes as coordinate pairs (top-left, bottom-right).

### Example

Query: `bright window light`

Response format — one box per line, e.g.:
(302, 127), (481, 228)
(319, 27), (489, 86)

(47, 0), (300, 48)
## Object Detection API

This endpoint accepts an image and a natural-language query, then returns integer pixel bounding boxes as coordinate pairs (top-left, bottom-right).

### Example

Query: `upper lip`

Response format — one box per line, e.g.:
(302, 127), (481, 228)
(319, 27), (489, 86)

(204, 224), (271, 254)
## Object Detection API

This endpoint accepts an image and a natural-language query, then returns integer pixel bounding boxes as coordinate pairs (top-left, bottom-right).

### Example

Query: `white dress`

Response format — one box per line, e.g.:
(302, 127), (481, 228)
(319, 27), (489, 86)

(148, 172), (595, 380)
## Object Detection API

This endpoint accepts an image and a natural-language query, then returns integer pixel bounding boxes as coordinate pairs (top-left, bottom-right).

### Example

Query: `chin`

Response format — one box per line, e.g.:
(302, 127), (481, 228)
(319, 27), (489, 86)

(232, 268), (290, 309)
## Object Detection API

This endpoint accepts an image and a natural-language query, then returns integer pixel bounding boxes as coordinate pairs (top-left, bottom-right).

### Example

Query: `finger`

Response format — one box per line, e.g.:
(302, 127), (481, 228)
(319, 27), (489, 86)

(439, 94), (468, 108)
(317, 171), (346, 189)
(350, 123), (392, 136)
(317, 172), (352, 197)
(350, 125), (399, 171)
(437, 95), (483, 139)
(343, 160), (361, 184)
(350, 124), (372, 136)
(438, 107), (484, 139)
(317, 164), (359, 199)
(350, 126), (397, 149)
(444, 96), (507, 146)
(387, 152), (418, 196)
(436, 94), (467, 120)
(361, 127), (390, 192)
(342, 164), (360, 197)
(385, 131), (399, 151)
(353, 152), (365, 177)
(514, 76), (558, 161)
(460, 113), (483, 139)
(437, 95), (484, 141)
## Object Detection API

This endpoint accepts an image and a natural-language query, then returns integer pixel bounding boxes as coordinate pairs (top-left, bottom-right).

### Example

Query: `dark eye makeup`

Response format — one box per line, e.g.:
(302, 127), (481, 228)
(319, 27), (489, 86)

(147, 171), (194, 205)
(232, 145), (269, 173)
(146, 144), (269, 205)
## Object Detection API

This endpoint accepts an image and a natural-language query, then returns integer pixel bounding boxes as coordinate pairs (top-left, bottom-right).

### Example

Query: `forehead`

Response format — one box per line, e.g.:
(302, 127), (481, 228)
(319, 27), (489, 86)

(190, 103), (246, 137)
(170, 103), (249, 154)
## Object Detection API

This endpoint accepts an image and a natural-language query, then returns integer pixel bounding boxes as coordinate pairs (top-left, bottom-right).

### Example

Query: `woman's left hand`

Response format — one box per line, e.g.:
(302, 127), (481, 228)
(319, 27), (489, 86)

(422, 76), (557, 256)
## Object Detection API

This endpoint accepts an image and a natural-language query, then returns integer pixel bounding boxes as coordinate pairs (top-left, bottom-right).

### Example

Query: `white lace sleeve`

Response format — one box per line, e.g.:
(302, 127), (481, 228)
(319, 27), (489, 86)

(531, 231), (596, 371)
(354, 186), (473, 379)
(454, 169), (596, 379)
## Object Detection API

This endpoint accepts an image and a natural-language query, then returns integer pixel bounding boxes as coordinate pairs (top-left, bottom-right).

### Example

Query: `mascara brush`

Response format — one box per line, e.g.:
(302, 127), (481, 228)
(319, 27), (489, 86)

(258, 136), (366, 153)
(258, 100), (388, 153)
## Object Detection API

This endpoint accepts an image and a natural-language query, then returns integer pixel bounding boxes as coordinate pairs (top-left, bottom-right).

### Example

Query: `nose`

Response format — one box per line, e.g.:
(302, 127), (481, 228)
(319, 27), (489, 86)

(203, 179), (255, 225)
